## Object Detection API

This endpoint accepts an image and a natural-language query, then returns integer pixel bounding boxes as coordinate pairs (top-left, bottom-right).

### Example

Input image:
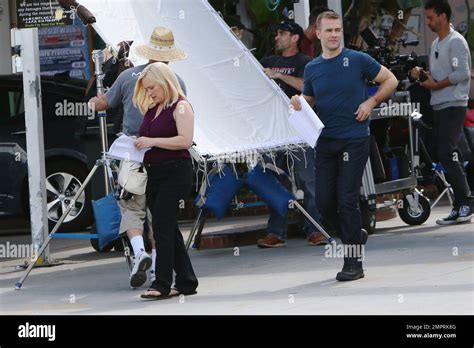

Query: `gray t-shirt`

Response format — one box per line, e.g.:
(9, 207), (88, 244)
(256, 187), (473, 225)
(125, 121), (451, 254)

(429, 29), (471, 110)
(105, 64), (187, 136)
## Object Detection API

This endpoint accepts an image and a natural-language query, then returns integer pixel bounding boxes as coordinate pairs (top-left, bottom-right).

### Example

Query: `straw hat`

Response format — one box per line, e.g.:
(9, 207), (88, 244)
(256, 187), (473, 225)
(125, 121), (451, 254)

(134, 27), (187, 62)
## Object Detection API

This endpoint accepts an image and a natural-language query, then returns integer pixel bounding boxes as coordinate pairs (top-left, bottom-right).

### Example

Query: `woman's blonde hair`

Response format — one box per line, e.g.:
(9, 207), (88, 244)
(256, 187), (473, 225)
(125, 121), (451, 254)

(133, 62), (185, 114)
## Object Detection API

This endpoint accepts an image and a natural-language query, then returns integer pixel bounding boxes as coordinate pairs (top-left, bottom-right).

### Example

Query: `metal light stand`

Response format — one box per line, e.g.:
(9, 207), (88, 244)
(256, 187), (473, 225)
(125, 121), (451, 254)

(15, 51), (120, 290)
(92, 49), (111, 195)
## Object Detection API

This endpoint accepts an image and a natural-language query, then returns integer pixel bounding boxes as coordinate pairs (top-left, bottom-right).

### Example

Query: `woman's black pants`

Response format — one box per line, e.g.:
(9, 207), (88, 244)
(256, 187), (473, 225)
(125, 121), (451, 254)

(145, 158), (198, 295)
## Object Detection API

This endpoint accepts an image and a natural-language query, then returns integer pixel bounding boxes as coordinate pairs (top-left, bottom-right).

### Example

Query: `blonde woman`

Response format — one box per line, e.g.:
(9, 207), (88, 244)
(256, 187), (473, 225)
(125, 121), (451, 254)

(133, 62), (198, 300)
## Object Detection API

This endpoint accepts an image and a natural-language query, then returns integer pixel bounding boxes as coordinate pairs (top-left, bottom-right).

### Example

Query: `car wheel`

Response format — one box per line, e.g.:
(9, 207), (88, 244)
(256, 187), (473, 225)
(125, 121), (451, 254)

(45, 159), (93, 232)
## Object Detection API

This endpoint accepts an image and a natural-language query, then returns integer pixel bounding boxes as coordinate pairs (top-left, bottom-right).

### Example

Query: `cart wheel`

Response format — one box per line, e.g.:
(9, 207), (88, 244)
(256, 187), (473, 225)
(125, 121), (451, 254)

(360, 202), (376, 235)
(90, 238), (114, 252)
(89, 224), (115, 252)
(398, 194), (431, 225)
(114, 238), (125, 251)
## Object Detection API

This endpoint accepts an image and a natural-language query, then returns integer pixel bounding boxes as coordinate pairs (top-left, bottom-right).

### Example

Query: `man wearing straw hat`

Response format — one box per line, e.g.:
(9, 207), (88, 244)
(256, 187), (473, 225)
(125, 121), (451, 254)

(89, 27), (187, 289)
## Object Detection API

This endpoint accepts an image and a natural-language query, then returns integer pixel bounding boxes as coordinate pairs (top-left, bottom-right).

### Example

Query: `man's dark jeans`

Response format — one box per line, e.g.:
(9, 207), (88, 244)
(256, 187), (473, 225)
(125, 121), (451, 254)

(266, 149), (321, 239)
(315, 137), (370, 247)
(433, 106), (471, 208)
(146, 158), (198, 295)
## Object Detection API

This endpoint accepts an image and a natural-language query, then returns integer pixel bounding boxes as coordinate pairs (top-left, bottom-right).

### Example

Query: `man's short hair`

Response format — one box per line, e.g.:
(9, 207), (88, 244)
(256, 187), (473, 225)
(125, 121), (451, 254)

(316, 11), (342, 30)
(424, 0), (451, 21)
(309, 6), (331, 26)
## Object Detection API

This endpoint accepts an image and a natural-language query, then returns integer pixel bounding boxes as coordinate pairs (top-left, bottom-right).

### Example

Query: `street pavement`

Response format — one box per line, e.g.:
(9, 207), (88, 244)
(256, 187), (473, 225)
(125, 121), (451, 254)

(0, 204), (472, 315)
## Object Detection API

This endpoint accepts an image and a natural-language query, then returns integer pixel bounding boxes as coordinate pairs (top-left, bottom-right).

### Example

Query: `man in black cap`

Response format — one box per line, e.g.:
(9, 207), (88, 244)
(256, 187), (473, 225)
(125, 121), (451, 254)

(226, 14), (245, 41)
(260, 20), (311, 97)
(258, 20), (325, 248)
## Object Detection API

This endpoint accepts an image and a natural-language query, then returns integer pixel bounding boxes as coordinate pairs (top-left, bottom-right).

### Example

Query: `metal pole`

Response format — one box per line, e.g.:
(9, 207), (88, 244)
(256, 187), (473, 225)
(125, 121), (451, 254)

(186, 209), (204, 250)
(16, 162), (101, 289)
(404, 92), (416, 176)
(365, 158), (377, 209)
(92, 49), (110, 194)
(292, 200), (336, 244)
(20, 27), (50, 265)
(0, 0), (11, 74)
(361, 163), (369, 200)
(293, 0), (310, 29)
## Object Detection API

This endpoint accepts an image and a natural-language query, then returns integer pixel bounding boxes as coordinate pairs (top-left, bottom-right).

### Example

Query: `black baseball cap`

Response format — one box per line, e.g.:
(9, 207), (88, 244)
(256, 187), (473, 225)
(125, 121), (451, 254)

(226, 15), (245, 30)
(270, 20), (304, 37)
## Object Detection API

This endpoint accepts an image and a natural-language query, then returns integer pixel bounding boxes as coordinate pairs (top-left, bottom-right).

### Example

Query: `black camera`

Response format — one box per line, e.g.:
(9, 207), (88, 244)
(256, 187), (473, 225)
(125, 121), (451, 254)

(356, 27), (429, 86)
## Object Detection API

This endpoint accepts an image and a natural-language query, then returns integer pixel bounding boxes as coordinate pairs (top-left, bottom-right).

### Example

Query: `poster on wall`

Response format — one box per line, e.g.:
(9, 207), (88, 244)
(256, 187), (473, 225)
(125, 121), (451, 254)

(38, 17), (91, 79)
(16, 0), (72, 28)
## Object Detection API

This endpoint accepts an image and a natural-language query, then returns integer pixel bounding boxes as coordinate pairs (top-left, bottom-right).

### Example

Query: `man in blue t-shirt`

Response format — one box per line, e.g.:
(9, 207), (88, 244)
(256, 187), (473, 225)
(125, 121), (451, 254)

(291, 11), (398, 281)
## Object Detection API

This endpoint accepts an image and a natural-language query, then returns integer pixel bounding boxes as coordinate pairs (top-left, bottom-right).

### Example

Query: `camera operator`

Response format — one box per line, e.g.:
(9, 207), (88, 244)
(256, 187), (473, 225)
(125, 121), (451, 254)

(411, 0), (472, 225)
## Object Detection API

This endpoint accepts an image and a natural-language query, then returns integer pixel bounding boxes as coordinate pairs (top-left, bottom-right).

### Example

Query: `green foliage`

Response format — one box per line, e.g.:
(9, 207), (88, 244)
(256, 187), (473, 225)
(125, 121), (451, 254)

(246, 0), (302, 59)
(396, 0), (424, 10)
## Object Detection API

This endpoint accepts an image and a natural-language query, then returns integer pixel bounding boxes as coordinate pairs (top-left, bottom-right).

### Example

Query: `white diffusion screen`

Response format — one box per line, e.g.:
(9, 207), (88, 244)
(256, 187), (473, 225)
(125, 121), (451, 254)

(81, 0), (304, 158)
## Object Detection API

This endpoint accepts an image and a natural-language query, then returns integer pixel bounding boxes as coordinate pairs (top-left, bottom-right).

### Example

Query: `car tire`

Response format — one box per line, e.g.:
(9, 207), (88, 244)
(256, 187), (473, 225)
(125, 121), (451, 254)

(44, 159), (93, 232)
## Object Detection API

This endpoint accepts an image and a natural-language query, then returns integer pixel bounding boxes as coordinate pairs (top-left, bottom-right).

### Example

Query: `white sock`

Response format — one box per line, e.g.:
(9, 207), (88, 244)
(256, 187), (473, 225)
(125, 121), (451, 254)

(151, 249), (156, 272)
(130, 236), (146, 258)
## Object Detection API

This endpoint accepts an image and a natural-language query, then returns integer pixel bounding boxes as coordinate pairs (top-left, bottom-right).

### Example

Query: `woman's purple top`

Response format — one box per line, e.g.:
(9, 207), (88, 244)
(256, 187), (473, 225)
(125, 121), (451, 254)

(139, 98), (191, 165)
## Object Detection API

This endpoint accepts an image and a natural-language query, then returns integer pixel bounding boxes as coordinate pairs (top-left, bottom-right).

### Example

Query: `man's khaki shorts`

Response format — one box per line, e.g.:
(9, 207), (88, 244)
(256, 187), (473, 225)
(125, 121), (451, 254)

(117, 193), (153, 241)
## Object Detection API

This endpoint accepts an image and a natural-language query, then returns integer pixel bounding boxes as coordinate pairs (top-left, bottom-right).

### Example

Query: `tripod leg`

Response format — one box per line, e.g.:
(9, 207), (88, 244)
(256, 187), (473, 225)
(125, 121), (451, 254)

(431, 188), (449, 209)
(186, 209), (204, 250)
(122, 236), (133, 275)
(194, 211), (208, 250)
(15, 163), (101, 290)
(292, 200), (335, 244)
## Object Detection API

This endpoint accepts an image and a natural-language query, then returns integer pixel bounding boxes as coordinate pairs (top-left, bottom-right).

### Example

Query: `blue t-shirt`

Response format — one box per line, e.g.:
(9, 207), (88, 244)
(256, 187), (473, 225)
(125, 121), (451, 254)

(303, 48), (381, 138)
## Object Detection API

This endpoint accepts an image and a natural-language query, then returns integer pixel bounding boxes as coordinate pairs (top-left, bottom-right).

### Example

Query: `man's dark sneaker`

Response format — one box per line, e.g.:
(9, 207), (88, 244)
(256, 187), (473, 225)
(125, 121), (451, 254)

(436, 208), (460, 225)
(257, 234), (286, 248)
(456, 205), (472, 223)
(336, 258), (364, 281)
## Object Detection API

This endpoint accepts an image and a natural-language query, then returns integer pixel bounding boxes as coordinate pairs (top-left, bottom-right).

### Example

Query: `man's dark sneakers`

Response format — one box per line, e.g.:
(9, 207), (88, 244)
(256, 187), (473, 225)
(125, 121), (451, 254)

(436, 208), (459, 225)
(457, 205), (472, 223)
(436, 206), (472, 225)
(336, 258), (364, 281)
